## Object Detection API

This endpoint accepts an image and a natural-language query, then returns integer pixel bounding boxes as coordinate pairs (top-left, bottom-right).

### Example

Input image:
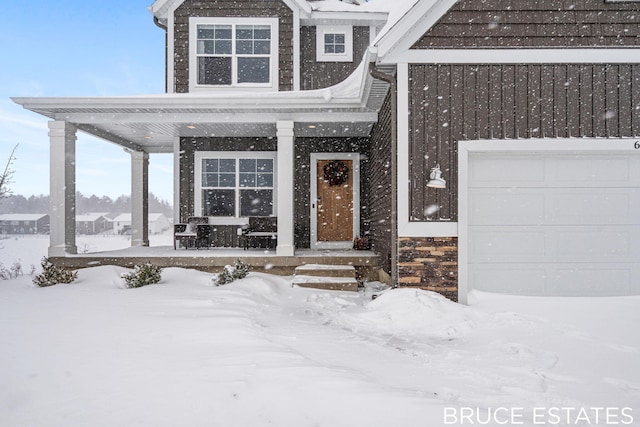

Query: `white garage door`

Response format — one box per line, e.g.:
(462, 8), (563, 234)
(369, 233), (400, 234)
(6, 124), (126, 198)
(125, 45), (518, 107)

(467, 149), (640, 296)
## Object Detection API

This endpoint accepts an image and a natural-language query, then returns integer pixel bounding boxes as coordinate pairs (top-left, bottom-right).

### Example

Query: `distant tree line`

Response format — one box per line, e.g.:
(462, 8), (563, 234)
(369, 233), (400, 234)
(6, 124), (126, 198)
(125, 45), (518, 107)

(0, 192), (173, 217)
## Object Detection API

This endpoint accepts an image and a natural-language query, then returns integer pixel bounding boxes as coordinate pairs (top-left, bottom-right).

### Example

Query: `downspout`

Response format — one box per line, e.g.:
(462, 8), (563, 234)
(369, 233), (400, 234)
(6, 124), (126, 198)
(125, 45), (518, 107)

(153, 16), (169, 93)
(368, 62), (398, 288)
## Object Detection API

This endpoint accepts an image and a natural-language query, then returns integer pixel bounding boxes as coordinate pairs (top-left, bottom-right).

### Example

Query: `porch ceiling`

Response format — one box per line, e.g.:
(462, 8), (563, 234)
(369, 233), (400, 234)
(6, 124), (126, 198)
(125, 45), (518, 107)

(12, 97), (380, 153)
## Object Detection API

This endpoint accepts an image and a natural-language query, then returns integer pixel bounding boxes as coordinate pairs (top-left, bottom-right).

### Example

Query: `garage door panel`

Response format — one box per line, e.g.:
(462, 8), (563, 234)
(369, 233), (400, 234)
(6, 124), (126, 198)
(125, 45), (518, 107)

(470, 192), (545, 225)
(551, 190), (636, 224)
(470, 263), (638, 297)
(471, 230), (546, 261)
(471, 188), (640, 225)
(470, 156), (545, 187)
(470, 225), (640, 263)
(471, 155), (640, 189)
(552, 267), (632, 296)
(555, 230), (631, 259)
(551, 156), (633, 186)
(471, 267), (547, 296)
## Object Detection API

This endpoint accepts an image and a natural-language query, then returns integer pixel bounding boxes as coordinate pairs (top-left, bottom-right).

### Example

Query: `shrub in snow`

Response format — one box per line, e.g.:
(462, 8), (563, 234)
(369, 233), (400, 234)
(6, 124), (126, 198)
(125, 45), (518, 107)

(33, 257), (78, 287)
(0, 261), (28, 281)
(122, 263), (163, 289)
(212, 259), (250, 286)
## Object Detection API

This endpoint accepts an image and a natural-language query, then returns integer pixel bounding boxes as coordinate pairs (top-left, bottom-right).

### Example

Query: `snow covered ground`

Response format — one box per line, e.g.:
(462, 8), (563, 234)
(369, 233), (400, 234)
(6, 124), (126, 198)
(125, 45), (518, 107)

(0, 236), (639, 426)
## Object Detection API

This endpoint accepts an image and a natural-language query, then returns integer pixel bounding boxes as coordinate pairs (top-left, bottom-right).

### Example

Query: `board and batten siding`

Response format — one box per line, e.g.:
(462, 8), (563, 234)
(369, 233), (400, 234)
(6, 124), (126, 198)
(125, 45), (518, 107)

(300, 26), (370, 90)
(414, 0), (640, 48)
(409, 63), (640, 222)
(173, 0), (294, 93)
(179, 137), (277, 224)
(366, 91), (393, 275)
(294, 137), (368, 248)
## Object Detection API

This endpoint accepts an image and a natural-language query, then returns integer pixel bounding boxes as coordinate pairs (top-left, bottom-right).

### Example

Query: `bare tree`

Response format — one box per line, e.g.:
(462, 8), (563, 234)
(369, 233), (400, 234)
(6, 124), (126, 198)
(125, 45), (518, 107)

(0, 144), (18, 200)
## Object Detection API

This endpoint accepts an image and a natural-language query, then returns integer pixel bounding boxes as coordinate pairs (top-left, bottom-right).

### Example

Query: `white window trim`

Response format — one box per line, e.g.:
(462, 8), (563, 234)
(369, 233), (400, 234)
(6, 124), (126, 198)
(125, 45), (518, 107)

(316, 24), (353, 63)
(194, 151), (277, 220)
(189, 17), (279, 92)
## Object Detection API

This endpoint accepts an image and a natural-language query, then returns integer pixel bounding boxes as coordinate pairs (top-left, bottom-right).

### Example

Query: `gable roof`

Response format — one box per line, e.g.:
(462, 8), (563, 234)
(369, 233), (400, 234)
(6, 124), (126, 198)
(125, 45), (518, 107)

(149, 0), (312, 24)
(0, 214), (48, 222)
(374, 0), (457, 63)
(113, 213), (168, 222)
(76, 214), (107, 222)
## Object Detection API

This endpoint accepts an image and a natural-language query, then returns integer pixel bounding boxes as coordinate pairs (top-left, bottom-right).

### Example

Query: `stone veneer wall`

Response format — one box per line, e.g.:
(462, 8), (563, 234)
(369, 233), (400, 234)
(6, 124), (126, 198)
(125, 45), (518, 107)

(398, 237), (458, 302)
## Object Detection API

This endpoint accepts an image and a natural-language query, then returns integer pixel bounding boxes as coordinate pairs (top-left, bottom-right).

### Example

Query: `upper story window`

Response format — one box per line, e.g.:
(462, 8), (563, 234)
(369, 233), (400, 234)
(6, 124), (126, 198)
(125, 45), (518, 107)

(189, 18), (279, 91)
(316, 25), (353, 63)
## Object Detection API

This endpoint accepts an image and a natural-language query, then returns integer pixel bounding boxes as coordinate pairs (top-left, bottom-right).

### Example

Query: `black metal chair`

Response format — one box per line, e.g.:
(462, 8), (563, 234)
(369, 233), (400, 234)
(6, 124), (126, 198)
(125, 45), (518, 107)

(242, 217), (277, 250)
(174, 217), (209, 249)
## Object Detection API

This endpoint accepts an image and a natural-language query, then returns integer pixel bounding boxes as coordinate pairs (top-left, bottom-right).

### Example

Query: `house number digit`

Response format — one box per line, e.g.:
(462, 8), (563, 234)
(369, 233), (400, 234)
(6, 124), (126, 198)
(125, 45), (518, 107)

(635, 141), (640, 150)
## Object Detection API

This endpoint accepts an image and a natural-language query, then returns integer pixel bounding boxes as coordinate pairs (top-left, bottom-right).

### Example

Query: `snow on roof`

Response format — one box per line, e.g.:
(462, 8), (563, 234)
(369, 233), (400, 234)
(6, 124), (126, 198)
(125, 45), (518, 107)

(112, 213), (167, 222)
(0, 213), (48, 221)
(309, 0), (392, 12)
(76, 214), (107, 222)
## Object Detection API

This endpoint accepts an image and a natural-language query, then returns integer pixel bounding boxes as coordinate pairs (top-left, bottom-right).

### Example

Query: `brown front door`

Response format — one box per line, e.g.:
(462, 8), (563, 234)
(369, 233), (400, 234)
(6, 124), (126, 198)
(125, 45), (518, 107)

(317, 159), (353, 242)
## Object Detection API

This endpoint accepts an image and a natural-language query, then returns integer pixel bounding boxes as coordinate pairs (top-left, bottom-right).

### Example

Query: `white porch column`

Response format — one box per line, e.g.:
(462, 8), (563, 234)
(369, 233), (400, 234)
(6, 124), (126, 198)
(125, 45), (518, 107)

(276, 120), (295, 256)
(130, 150), (149, 247)
(48, 121), (77, 256)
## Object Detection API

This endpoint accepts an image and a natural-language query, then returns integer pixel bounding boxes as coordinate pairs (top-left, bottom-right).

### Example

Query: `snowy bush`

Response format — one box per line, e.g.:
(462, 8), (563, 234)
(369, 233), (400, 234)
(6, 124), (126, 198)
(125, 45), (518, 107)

(212, 259), (250, 286)
(33, 257), (78, 287)
(122, 263), (163, 289)
(0, 261), (25, 280)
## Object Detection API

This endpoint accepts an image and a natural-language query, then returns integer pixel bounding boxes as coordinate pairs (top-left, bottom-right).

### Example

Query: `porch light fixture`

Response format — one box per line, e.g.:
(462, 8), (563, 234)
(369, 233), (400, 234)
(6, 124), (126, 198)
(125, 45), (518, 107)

(426, 164), (446, 189)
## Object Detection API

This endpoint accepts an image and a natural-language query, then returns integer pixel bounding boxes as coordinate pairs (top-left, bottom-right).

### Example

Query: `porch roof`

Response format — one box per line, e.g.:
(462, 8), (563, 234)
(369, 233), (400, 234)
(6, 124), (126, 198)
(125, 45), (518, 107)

(13, 54), (392, 154)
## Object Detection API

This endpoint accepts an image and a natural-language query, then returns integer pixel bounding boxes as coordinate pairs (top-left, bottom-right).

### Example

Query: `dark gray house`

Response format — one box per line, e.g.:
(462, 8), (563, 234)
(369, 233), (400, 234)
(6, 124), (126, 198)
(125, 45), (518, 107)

(13, 0), (640, 302)
(0, 214), (49, 234)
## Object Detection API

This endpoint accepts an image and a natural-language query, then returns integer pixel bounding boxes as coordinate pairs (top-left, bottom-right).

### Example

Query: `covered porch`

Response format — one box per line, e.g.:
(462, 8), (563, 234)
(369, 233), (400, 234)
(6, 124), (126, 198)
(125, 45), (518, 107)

(12, 55), (391, 266)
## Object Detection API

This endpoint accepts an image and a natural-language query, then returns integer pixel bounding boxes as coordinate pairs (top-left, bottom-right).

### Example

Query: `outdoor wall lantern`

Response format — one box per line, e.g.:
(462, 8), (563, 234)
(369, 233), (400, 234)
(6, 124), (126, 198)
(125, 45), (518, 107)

(426, 164), (446, 189)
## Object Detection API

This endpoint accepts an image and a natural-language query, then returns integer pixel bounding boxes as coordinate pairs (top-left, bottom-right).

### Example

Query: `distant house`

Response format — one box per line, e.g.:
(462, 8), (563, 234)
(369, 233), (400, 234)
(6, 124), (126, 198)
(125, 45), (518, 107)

(112, 213), (171, 235)
(0, 214), (49, 234)
(76, 213), (109, 235)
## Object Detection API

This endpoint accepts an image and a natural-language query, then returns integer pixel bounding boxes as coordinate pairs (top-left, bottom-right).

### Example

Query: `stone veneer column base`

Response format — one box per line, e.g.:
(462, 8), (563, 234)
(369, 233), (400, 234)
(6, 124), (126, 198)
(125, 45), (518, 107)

(398, 237), (458, 302)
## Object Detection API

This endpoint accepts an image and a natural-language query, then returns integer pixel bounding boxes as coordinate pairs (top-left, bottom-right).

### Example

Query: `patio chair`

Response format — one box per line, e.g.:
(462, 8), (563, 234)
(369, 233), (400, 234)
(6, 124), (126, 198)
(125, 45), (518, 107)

(174, 217), (210, 249)
(242, 217), (277, 250)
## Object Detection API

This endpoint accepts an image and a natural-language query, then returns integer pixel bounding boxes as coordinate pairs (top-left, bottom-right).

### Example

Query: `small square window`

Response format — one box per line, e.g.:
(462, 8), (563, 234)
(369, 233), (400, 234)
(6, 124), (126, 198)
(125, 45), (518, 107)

(316, 25), (353, 63)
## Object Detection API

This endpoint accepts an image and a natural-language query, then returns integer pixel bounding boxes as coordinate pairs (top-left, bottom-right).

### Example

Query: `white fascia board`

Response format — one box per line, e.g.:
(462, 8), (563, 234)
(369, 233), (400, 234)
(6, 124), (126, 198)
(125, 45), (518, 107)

(375, 0), (456, 61)
(303, 11), (388, 26)
(382, 48), (640, 65)
(49, 111), (379, 125)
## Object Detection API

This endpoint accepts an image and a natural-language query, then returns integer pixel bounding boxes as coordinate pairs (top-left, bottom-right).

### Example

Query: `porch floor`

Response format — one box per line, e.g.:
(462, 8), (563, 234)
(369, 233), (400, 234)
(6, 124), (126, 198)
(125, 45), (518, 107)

(51, 246), (382, 282)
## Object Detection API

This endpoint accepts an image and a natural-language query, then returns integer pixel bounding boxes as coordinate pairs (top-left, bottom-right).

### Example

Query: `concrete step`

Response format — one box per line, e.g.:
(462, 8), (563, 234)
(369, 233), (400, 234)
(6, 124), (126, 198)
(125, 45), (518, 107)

(294, 264), (356, 278)
(291, 275), (359, 292)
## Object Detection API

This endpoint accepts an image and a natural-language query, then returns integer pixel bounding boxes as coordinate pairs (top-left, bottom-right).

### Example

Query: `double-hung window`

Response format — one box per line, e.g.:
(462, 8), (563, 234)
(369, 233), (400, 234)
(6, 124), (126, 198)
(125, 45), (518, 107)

(190, 18), (278, 90)
(195, 152), (276, 218)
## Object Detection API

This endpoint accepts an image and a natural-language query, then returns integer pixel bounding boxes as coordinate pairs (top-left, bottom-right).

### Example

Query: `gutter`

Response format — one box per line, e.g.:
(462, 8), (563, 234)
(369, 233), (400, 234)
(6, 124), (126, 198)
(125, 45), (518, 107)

(368, 61), (398, 288)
